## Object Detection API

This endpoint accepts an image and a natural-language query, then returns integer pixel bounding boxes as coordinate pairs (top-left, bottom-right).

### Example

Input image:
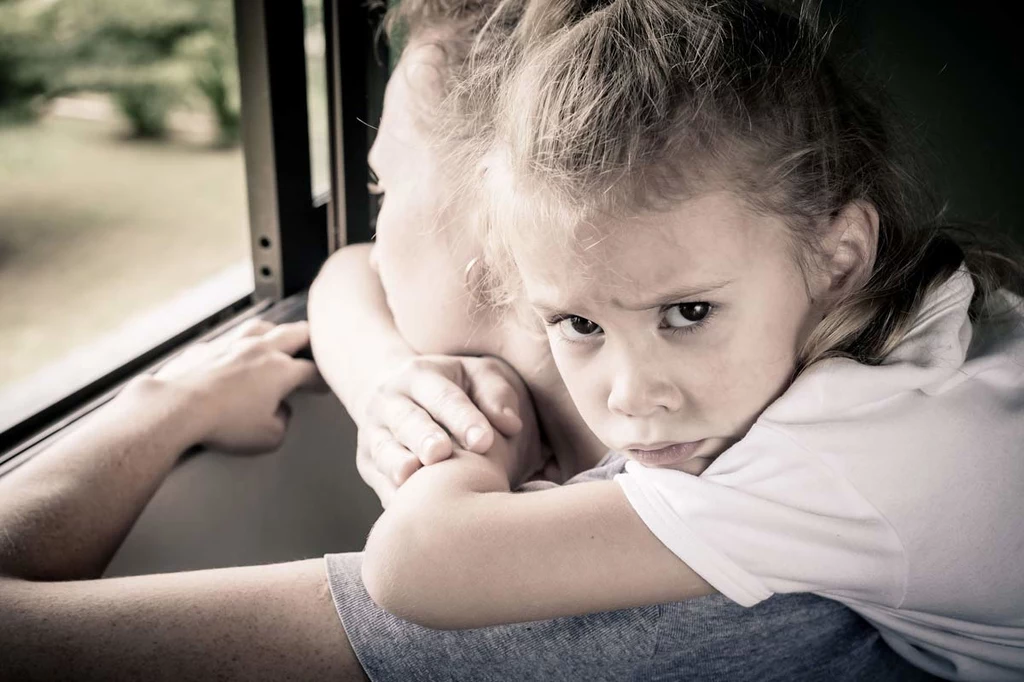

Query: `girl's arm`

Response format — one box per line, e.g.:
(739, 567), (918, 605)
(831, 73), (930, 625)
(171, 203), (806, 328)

(362, 433), (716, 630)
(0, 320), (368, 680)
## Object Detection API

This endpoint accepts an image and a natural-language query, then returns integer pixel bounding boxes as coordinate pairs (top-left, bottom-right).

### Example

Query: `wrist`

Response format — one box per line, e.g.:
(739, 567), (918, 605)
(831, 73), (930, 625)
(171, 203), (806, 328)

(115, 374), (212, 451)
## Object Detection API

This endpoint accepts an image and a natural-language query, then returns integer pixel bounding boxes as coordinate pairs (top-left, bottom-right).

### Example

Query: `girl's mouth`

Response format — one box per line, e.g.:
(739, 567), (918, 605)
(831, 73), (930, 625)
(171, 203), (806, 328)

(626, 440), (705, 467)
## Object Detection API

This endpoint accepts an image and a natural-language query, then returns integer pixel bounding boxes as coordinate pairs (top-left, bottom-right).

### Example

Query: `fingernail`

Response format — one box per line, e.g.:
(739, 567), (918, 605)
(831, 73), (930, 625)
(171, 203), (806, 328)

(465, 425), (486, 449)
(502, 406), (522, 426)
(421, 433), (445, 456)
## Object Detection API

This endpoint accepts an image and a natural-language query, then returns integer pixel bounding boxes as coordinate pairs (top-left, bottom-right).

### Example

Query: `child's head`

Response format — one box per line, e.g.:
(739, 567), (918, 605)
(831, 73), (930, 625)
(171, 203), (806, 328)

(367, 1), (504, 353)
(515, 190), (851, 472)
(454, 0), (1021, 468)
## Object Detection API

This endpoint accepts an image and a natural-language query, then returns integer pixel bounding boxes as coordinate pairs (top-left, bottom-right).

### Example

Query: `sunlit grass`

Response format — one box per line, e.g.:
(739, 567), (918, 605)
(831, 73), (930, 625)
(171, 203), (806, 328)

(0, 115), (251, 385)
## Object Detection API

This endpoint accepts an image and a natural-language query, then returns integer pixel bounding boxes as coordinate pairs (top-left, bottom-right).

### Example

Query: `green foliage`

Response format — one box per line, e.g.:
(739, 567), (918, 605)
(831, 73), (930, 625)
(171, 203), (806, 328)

(0, 4), (51, 120)
(194, 52), (241, 147)
(0, 0), (241, 145)
(113, 82), (175, 138)
(177, 14), (240, 147)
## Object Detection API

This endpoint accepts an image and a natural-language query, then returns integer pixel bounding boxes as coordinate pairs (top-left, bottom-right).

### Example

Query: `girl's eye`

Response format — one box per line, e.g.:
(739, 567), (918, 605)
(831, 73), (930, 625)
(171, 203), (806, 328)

(554, 315), (603, 340)
(663, 302), (712, 330)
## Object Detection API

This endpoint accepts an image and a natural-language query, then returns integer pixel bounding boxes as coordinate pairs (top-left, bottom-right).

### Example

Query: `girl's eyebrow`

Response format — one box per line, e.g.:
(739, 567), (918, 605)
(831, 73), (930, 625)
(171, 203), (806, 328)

(613, 279), (735, 311)
(529, 279), (734, 316)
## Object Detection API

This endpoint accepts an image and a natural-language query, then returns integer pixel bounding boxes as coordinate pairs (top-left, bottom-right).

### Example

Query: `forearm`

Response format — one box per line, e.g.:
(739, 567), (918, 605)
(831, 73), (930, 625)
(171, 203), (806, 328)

(0, 377), (201, 581)
(307, 244), (415, 426)
(361, 450), (512, 625)
(0, 559), (369, 681)
(362, 448), (716, 629)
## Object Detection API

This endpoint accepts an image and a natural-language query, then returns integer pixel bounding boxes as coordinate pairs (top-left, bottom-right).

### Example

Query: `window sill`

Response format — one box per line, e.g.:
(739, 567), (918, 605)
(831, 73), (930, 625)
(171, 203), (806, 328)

(0, 263), (267, 470)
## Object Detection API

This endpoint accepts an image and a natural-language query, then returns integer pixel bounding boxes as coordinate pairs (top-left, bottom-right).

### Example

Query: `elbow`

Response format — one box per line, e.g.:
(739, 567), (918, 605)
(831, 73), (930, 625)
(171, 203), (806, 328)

(360, 518), (403, 616)
(308, 244), (372, 318)
(361, 509), (463, 630)
(310, 244), (372, 293)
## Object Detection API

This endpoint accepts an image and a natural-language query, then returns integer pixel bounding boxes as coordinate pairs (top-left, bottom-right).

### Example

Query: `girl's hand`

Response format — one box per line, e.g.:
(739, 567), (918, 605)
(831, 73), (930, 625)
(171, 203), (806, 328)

(357, 355), (531, 506)
(151, 319), (323, 454)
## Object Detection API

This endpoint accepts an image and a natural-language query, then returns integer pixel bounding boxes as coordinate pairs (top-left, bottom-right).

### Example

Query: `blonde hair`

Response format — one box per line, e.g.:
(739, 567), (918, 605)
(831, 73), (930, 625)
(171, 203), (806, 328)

(434, 0), (1024, 372)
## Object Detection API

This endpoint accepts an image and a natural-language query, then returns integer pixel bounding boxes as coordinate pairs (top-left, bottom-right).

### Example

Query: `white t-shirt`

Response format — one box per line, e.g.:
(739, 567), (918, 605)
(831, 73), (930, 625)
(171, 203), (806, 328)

(615, 266), (1024, 681)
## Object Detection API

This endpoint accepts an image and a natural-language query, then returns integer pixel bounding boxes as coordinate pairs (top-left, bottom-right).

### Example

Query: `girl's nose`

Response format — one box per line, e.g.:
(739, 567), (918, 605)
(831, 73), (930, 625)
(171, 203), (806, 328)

(606, 361), (683, 418)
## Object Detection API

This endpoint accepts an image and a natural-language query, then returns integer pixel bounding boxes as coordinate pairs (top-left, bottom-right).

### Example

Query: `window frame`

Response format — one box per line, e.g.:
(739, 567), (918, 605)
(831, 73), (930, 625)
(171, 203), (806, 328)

(0, 0), (387, 464)
(324, 0), (388, 251)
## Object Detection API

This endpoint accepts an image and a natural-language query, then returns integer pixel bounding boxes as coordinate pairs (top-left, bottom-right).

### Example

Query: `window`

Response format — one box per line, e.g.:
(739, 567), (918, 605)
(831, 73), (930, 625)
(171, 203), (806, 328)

(0, 0), (373, 459)
(0, 0), (251, 437)
(305, 0), (330, 199)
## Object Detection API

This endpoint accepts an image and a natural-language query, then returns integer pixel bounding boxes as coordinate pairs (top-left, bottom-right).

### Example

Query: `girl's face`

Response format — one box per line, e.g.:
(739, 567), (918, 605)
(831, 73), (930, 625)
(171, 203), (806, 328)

(518, 191), (822, 475)
(368, 46), (491, 354)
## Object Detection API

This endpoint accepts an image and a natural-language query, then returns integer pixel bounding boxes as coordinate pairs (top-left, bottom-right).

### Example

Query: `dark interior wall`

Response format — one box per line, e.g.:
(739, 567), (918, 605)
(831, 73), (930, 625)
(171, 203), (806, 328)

(821, 0), (1024, 239)
(106, 394), (378, 576)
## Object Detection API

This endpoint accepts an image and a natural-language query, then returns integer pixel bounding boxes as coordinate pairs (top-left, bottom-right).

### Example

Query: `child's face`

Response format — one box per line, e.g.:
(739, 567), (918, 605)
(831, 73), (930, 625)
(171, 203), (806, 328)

(368, 46), (491, 354)
(518, 191), (821, 475)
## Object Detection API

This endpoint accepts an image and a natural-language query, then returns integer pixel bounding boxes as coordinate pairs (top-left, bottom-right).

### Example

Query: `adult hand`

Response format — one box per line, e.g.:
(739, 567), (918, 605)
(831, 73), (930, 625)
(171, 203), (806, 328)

(357, 355), (531, 506)
(153, 319), (323, 454)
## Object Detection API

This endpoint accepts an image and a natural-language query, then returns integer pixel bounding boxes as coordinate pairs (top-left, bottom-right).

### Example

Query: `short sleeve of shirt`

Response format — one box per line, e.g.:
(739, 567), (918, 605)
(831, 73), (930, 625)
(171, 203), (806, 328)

(614, 423), (907, 609)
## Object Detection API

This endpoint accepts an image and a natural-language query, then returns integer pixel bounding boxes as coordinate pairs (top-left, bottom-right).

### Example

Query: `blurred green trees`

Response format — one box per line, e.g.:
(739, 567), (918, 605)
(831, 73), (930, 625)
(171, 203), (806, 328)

(0, 1), (51, 122)
(0, 0), (240, 144)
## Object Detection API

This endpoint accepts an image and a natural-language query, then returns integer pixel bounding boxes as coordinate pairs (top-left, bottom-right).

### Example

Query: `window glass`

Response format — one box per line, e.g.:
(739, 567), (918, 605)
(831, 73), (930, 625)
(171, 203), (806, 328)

(304, 0), (329, 198)
(0, 0), (252, 433)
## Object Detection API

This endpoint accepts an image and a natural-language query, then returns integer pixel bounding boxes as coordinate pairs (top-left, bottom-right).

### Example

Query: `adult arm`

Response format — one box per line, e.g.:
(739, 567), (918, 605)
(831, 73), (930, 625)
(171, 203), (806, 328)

(0, 321), (367, 681)
(307, 243), (414, 427)
(362, 436), (716, 631)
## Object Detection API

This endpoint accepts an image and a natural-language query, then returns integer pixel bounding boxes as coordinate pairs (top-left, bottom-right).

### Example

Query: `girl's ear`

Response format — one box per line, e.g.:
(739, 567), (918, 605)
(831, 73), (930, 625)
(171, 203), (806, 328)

(812, 200), (879, 304)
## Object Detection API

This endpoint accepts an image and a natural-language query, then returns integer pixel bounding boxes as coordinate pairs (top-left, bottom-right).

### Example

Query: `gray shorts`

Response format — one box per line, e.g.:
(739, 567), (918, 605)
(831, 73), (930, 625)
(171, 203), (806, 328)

(325, 456), (937, 682)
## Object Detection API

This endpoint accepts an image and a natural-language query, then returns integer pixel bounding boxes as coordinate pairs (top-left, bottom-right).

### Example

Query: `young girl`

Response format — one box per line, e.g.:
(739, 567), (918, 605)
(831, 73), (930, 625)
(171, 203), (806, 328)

(361, 2), (1024, 680)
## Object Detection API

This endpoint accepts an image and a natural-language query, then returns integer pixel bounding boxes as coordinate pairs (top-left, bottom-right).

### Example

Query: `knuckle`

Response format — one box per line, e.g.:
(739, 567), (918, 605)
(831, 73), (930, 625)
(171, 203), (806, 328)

(396, 418), (436, 450)
(236, 319), (273, 338)
(408, 356), (443, 376)
(370, 433), (399, 460)
(389, 398), (421, 426)
(368, 381), (394, 408)
(434, 391), (471, 418)
(233, 338), (264, 357)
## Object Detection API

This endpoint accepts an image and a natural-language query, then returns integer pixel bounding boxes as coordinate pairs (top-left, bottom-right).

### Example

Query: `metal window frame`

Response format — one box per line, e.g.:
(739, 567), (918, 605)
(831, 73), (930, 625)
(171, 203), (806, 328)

(237, 0), (329, 299)
(324, 0), (389, 251)
(0, 0), (365, 462)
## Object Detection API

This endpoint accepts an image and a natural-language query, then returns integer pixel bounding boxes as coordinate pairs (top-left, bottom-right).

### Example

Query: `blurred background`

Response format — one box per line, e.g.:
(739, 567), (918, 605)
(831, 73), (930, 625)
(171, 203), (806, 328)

(0, 0), (329, 426)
